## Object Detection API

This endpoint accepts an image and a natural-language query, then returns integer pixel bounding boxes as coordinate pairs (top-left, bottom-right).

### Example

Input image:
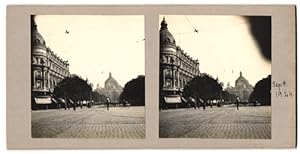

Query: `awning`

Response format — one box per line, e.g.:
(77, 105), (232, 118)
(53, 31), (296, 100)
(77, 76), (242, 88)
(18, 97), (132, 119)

(58, 98), (66, 103)
(34, 96), (52, 104)
(69, 99), (74, 104)
(51, 98), (57, 104)
(164, 95), (182, 104)
(181, 97), (188, 103)
(189, 97), (196, 103)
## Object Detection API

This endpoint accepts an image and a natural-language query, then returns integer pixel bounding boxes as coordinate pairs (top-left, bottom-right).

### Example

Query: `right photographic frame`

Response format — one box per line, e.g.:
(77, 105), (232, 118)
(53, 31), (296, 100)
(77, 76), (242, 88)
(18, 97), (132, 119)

(159, 15), (271, 139)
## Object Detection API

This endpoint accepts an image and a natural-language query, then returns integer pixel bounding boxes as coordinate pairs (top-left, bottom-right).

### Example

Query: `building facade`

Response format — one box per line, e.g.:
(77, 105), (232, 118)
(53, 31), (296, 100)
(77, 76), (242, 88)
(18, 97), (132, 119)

(95, 73), (123, 103)
(225, 72), (254, 102)
(159, 17), (200, 107)
(31, 17), (70, 109)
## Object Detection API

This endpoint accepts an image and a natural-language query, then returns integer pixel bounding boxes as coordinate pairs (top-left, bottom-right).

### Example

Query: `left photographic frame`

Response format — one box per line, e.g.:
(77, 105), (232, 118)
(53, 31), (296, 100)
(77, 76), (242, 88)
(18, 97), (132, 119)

(31, 15), (145, 139)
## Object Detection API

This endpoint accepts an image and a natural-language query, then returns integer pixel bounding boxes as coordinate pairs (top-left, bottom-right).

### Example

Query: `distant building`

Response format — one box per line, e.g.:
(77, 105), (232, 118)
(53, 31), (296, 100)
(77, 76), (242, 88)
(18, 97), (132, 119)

(225, 72), (254, 102)
(159, 17), (200, 107)
(95, 73), (123, 103)
(31, 16), (70, 109)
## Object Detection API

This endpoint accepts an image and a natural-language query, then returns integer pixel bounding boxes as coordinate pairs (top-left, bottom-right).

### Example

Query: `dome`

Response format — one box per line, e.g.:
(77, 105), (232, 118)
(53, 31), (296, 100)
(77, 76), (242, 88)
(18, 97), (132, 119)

(160, 17), (176, 46)
(104, 72), (122, 89)
(31, 17), (46, 47)
(235, 72), (250, 87)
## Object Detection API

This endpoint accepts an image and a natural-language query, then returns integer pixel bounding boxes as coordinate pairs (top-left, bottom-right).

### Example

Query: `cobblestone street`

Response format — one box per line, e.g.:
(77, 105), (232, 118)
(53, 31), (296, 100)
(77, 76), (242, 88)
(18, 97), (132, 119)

(32, 106), (145, 138)
(159, 106), (271, 139)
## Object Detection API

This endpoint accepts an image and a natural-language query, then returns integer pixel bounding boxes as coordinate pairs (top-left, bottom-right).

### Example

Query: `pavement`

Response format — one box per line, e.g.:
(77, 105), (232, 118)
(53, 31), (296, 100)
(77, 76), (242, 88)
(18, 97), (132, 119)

(32, 106), (145, 138)
(159, 106), (271, 139)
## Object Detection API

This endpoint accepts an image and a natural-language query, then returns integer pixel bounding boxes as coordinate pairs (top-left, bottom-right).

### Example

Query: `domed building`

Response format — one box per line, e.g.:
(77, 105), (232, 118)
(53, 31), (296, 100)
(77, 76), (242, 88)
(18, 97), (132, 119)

(159, 17), (200, 108)
(95, 73), (123, 103)
(225, 72), (254, 102)
(31, 16), (70, 110)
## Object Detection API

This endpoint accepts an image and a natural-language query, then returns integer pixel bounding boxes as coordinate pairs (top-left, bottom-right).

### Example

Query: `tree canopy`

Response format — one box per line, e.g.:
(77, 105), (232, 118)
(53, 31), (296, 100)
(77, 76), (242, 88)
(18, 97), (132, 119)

(119, 75), (145, 106)
(91, 91), (107, 104)
(53, 75), (92, 102)
(249, 75), (271, 105)
(183, 74), (222, 101)
(221, 90), (238, 102)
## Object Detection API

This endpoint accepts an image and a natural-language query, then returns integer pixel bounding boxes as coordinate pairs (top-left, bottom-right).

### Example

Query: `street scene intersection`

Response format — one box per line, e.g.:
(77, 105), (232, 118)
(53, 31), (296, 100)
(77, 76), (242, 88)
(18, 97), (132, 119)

(32, 106), (145, 138)
(160, 106), (271, 139)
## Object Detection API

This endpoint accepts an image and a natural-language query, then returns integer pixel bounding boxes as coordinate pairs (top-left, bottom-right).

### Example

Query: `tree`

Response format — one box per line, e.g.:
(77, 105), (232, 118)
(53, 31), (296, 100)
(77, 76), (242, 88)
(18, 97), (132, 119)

(119, 75), (145, 106)
(183, 74), (222, 101)
(91, 91), (107, 104)
(221, 90), (238, 102)
(53, 75), (92, 102)
(249, 75), (271, 106)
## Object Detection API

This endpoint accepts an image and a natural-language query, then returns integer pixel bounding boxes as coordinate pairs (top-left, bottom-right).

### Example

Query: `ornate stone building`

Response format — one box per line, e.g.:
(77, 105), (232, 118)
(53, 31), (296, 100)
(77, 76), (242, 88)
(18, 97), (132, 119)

(225, 72), (254, 102)
(159, 17), (200, 106)
(95, 73), (123, 103)
(31, 16), (70, 109)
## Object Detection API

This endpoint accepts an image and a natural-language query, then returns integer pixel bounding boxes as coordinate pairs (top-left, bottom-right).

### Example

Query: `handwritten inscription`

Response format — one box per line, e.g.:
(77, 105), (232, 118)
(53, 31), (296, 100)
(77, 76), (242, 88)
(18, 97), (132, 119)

(272, 81), (293, 98)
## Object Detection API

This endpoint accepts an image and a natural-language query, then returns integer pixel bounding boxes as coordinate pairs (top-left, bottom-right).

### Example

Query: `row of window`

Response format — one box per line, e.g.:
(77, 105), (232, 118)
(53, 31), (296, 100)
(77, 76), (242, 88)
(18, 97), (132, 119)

(164, 77), (191, 89)
(164, 68), (197, 80)
(32, 55), (69, 76)
(163, 69), (193, 88)
(161, 55), (199, 76)
(34, 77), (63, 90)
(49, 63), (69, 76)
(177, 52), (198, 65)
(33, 69), (65, 89)
(48, 53), (69, 68)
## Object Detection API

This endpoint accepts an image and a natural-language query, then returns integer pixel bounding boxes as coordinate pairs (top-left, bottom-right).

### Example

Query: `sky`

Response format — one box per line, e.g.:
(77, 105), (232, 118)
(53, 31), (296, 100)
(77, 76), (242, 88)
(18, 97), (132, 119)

(35, 15), (145, 88)
(160, 15), (271, 87)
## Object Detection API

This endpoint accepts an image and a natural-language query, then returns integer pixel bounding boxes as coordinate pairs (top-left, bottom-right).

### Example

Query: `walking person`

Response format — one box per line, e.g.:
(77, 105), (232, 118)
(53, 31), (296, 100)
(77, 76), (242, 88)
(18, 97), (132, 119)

(202, 100), (206, 110)
(197, 99), (201, 109)
(73, 101), (76, 111)
(198, 98), (204, 110)
(236, 97), (240, 110)
(191, 98), (197, 109)
(122, 100), (126, 107)
(106, 98), (110, 110)
(62, 99), (67, 110)
(254, 100), (257, 107)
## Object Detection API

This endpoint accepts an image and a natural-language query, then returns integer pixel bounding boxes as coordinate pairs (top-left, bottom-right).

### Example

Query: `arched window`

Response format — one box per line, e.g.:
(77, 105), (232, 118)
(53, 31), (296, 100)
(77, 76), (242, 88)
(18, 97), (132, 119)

(35, 39), (40, 44)
(165, 79), (171, 88)
(163, 56), (167, 63)
(165, 37), (171, 42)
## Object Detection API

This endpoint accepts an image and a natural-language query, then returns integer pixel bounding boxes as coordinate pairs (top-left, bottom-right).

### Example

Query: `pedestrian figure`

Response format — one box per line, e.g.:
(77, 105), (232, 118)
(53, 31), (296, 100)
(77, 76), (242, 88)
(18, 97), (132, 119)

(202, 100), (206, 110)
(73, 102), (76, 111)
(122, 100), (126, 107)
(106, 98), (110, 110)
(254, 100), (257, 107)
(236, 98), (240, 110)
(64, 102), (67, 110)
(198, 98), (204, 109)
(190, 97), (196, 109)
(193, 100), (197, 109)
(210, 101), (213, 108)
(80, 102), (83, 109)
